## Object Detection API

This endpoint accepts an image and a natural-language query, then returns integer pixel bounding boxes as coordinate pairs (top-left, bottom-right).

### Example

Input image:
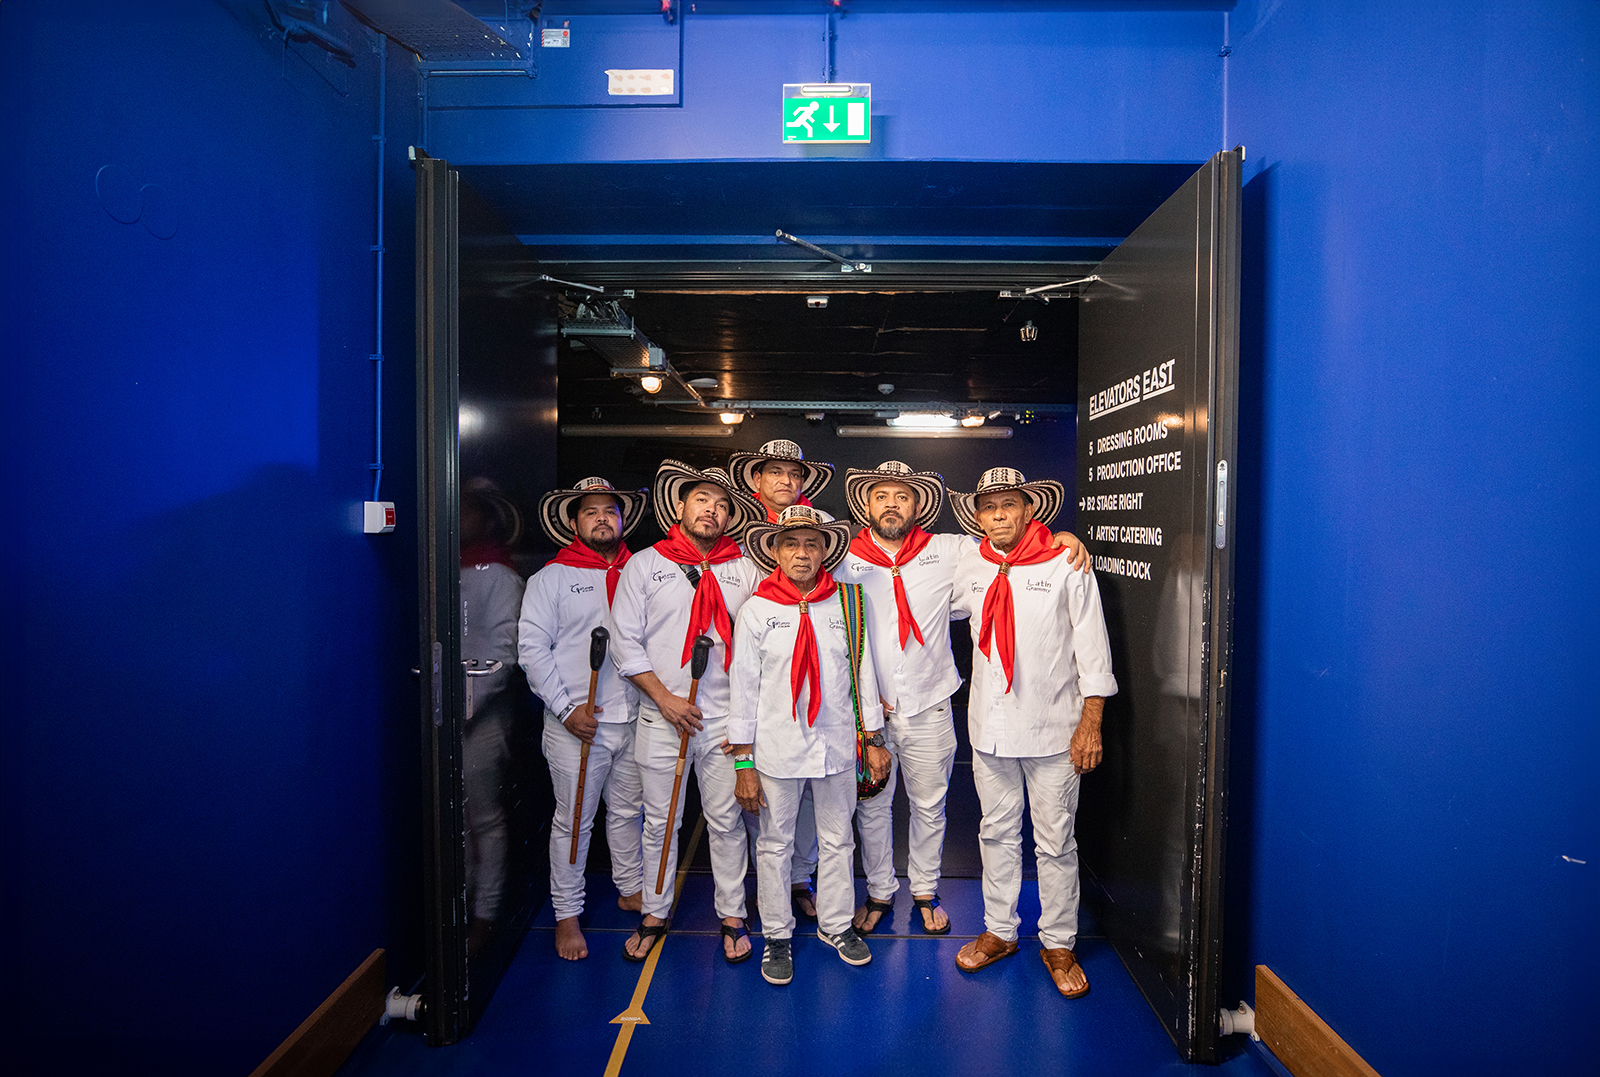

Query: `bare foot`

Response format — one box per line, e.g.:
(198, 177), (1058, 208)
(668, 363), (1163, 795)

(554, 916), (588, 961)
(721, 917), (751, 962)
(617, 890), (643, 913)
(852, 899), (891, 933)
(914, 894), (950, 933)
(624, 914), (668, 961)
(1041, 948), (1090, 997)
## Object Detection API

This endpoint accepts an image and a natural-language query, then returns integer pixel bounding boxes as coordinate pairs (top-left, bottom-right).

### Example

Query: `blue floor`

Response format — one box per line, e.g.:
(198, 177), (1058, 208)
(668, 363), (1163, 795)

(340, 864), (1278, 1077)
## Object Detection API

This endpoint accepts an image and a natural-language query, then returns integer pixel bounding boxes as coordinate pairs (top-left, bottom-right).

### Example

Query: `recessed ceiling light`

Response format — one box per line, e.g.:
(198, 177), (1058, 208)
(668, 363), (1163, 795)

(719, 411), (745, 425)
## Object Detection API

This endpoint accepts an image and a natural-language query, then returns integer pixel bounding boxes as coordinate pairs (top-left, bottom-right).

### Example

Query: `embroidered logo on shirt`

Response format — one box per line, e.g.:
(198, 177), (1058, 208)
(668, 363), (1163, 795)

(1023, 579), (1053, 593)
(766, 617), (793, 630)
(970, 582), (985, 594)
(570, 584), (595, 594)
(651, 569), (678, 583)
(828, 617), (845, 631)
(916, 553), (940, 566)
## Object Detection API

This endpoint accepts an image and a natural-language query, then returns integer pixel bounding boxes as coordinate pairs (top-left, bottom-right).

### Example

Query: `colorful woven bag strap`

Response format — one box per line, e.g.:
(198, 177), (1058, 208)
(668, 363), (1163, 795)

(837, 583), (866, 732)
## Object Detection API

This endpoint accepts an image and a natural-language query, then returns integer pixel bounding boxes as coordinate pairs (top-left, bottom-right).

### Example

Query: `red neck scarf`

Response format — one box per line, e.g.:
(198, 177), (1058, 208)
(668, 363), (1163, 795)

(847, 525), (934, 649)
(461, 540), (514, 571)
(977, 519), (1062, 693)
(654, 525), (745, 671)
(754, 568), (839, 725)
(760, 492), (813, 524)
(548, 538), (632, 606)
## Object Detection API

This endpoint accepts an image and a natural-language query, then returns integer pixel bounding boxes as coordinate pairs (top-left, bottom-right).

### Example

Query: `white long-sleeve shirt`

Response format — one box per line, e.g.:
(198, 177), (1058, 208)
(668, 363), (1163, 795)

(952, 543), (1118, 757)
(837, 531), (974, 715)
(461, 562), (525, 717)
(517, 561), (636, 723)
(606, 546), (763, 719)
(728, 588), (886, 778)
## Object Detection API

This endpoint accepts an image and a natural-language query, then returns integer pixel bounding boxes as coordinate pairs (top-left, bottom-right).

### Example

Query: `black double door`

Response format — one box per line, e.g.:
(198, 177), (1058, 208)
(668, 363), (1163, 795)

(414, 150), (1242, 1060)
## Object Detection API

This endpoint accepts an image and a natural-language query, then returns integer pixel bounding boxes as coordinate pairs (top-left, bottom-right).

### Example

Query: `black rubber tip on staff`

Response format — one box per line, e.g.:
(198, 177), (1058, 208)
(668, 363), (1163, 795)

(589, 626), (610, 671)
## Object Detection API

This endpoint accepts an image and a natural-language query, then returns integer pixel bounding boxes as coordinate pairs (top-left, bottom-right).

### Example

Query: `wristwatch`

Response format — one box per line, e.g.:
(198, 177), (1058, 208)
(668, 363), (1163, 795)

(862, 732), (886, 749)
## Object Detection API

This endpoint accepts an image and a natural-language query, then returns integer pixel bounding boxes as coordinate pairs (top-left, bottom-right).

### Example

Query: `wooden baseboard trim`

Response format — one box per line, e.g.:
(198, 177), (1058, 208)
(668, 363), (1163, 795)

(1255, 966), (1381, 1077)
(250, 949), (387, 1077)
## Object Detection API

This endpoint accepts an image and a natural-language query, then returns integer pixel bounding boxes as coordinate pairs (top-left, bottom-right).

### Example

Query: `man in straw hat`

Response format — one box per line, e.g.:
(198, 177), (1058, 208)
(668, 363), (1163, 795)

(728, 505), (891, 986)
(608, 461), (766, 963)
(948, 467), (1117, 999)
(727, 437), (835, 918)
(518, 477), (650, 960)
(839, 461), (1087, 937)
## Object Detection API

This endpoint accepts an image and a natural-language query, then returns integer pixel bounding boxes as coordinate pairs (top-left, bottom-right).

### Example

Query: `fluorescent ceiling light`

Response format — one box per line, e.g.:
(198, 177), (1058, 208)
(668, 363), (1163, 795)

(561, 425), (735, 438)
(887, 413), (957, 429)
(837, 426), (1012, 439)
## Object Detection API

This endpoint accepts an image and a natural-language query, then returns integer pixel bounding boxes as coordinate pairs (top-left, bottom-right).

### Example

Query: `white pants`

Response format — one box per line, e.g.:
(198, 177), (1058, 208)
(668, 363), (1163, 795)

(756, 769), (857, 939)
(971, 748), (1082, 950)
(742, 783), (819, 885)
(855, 698), (959, 899)
(542, 715), (645, 921)
(464, 706), (511, 922)
(635, 702), (749, 921)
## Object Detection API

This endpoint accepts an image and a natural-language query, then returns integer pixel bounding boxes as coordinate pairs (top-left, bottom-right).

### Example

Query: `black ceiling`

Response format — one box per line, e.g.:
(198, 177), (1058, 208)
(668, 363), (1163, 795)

(559, 289), (1078, 415)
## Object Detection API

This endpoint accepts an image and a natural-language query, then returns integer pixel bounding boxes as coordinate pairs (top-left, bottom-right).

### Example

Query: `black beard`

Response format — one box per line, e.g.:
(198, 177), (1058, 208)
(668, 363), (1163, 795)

(582, 534), (621, 557)
(681, 517), (725, 544)
(870, 514), (915, 542)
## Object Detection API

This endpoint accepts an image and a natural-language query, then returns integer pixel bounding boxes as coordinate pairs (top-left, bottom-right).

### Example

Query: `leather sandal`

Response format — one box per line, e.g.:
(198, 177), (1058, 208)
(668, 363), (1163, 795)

(791, 884), (818, 922)
(622, 920), (668, 964)
(955, 930), (1019, 972)
(854, 897), (894, 934)
(721, 922), (753, 965)
(1041, 947), (1090, 998)
(913, 895), (951, 935)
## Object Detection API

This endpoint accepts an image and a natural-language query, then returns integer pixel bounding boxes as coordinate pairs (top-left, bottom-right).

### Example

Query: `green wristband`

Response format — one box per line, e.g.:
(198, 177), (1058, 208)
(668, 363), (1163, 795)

(733, 759), (754, 771)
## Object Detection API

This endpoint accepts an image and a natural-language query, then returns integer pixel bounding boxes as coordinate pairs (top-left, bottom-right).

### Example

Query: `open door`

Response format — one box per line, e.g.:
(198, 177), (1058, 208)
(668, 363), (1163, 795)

(414, 150), (466, 1045)
(1075, 147), (1242, 1063)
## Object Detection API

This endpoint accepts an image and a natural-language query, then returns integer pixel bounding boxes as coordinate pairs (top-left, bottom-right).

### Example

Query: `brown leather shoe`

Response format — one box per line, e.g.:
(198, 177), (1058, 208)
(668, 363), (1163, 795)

(955, 931), (1020, 972)
(1041, 947), (1090, 998)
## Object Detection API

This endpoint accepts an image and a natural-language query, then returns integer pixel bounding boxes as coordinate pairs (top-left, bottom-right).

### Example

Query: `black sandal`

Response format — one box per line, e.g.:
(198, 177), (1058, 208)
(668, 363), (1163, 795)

(791, 884), (818, 922)
(623, 920), (669, 963)
(913, 895), (951, 935)
(854, 897), (895, 935)
(720, 922), (753, 965)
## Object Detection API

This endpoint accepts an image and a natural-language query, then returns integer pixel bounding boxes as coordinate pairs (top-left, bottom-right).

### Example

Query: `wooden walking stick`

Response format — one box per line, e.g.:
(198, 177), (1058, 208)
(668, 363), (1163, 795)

(570, 626), (610, 865)
(656, 634), (714, 894)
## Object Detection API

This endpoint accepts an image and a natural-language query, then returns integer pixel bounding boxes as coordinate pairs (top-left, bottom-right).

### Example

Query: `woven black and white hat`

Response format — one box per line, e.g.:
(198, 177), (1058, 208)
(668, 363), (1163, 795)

(949, 467), (1065, 537)
(842, 460), (946, 530)
(743, 505), (855, 574)
(727, 439), (835, 501)
(651, 459), (765, 539)
(537, 477), (648, 547)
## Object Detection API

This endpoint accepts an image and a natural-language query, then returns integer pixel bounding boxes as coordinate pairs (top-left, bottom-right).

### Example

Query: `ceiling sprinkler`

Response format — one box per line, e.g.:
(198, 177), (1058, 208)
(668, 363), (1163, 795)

(1020, 320), (1039, 343)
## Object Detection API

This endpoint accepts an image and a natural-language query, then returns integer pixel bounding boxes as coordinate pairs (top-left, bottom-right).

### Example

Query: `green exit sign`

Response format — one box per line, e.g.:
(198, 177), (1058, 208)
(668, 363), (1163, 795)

(782, 83), (871, 144)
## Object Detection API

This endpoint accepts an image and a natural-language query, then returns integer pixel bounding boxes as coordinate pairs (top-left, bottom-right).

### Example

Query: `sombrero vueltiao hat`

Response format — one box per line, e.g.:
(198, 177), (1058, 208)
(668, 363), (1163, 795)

(727, 439), (835, 502)
(949, 467), (1066, 537)
(743, 504), (855, 575)
(538, 477), (648, 547)
(652, 459), (765, 539)
(843, 460), (946, 531)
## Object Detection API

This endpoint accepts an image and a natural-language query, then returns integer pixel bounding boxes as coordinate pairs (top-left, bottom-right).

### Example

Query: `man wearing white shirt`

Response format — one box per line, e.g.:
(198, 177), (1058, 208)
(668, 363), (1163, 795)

(728, 506), (891, 986)
(949, 467), (1117, 999)
(839, 462), (1088, 936)
(609, 461), (765, 964)
(517, 478), (649, 961)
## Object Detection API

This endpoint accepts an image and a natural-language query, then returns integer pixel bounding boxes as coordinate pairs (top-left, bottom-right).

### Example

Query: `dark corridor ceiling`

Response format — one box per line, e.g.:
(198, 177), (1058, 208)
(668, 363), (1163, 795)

(558, 289), (1079, 415)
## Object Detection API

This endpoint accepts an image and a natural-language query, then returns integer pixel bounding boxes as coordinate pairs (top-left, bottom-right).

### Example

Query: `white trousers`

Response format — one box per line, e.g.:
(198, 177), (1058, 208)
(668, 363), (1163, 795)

(635, 703), (749, 921)
(756, 769), (857, 939)
(854, 698), (959, 899)
(542, 715), (645, 921)
(464, 707), (511, 922)
(742, 784), (819, 886)
(971, 748), (1082, 950)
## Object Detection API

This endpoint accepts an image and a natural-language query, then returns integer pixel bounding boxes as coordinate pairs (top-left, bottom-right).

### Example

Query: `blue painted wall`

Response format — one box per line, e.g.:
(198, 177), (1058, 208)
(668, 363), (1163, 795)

(0, 3), (423, 1072)
(1225, 2), (1598, 1074)
(429, 5), (1225, 164)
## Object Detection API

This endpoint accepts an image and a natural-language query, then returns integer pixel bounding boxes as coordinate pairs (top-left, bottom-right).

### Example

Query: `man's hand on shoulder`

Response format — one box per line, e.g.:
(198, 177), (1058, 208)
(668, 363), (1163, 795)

(1051, 531), (1090, 572)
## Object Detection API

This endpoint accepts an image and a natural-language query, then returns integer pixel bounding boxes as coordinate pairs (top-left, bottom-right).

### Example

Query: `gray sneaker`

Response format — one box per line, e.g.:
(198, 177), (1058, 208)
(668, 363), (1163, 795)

(761, 938), (793, 985)
(818, 926), (872, 966)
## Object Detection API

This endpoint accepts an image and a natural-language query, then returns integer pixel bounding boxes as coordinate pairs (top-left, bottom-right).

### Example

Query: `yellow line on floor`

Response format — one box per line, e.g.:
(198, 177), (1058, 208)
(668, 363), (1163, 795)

(603, 814), (707, 1077)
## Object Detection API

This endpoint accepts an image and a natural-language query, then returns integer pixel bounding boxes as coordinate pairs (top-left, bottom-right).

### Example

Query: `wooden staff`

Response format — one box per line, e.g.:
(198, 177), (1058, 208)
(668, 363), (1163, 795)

(656, 634), (713, 893)
(570, 626), (610, 865)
